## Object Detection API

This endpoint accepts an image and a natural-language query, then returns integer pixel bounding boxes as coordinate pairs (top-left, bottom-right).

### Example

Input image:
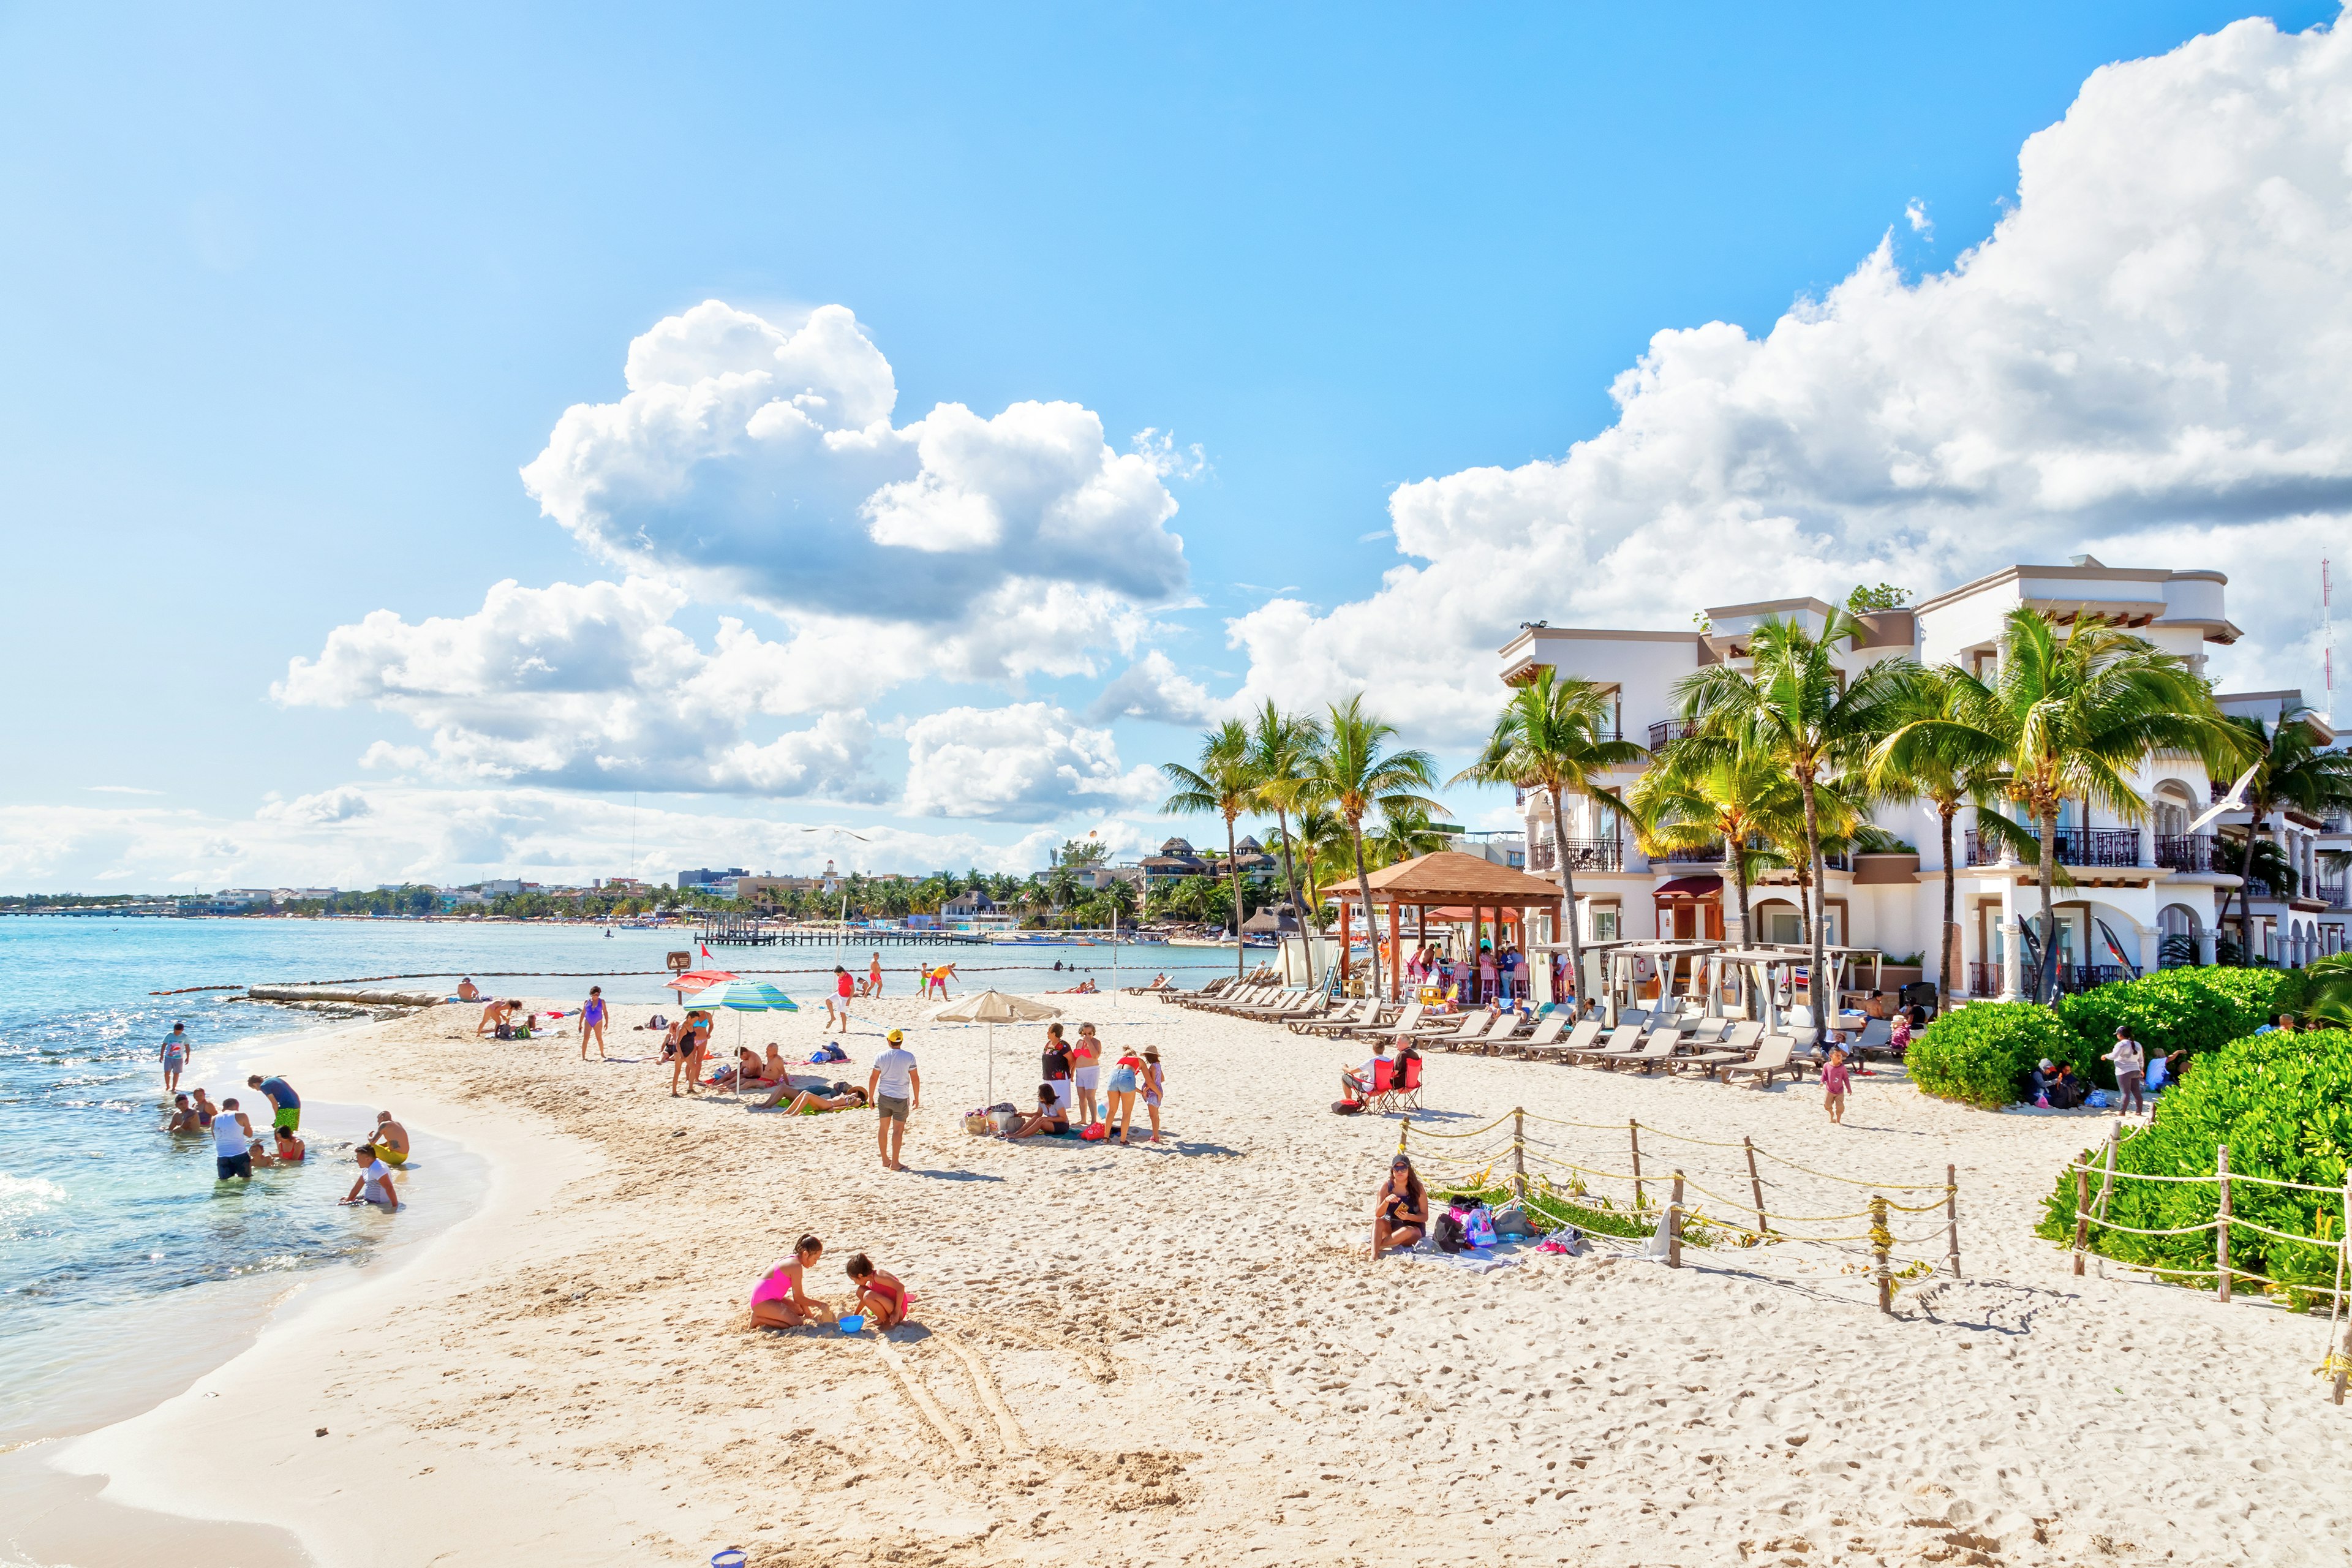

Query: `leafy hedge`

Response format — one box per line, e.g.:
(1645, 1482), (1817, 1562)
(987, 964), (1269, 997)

(1911, 967), (2301, 1106)
(1908, 1002), (2083, 1109)
(2055, 967), (2295, 1088)
(2036, 1031), (2352, 1304)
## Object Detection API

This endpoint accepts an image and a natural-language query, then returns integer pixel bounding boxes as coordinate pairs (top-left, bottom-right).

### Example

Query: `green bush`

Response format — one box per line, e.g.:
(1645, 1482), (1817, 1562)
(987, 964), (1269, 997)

(2037, 1031), (2352, 1303)
(2056, 967), (2296, 1088)
(1909, 1001), (2084, 1108)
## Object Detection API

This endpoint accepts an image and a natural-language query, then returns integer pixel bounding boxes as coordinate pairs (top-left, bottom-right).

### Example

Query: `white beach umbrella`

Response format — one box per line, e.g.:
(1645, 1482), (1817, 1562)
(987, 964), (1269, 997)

(925, 989), (1063, 1107)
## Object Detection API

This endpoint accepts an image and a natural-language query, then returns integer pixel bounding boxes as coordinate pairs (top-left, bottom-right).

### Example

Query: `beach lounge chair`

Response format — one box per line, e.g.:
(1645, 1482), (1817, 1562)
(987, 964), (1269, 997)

(1670, 1020), (1765, 1077)
(1218, 986), (1303, 1017)
(1604, 1031), (1684, 1074)
(1849, 1019), (1895, 1059)
(1335, 1001), (1424, 1044)
(1496, 1012), (1570, 1060)
(1563, 1023), (1646, 1065)
(1526, 1017), (1602, 1064)
(1413, 1009), (1497, 1052)
(1201, 984), (1278, 1014)
(1460, 1011), (1529, 1055)
(1159, 974), (1234, 1005)
(1291, 997), (1374, 1036)
(1681, 1019), (1727, 1047)
(1720, 1035), (1802, 1087)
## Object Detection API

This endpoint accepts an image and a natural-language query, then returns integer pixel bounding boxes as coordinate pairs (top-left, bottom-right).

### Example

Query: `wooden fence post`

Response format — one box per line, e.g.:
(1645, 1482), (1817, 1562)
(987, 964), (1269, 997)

(1744, 1135), (1770, 1236)
(1871, 1194), (1892, 1314)
(1667, 1170), (1684, 1269)
(1629, 1118), (1645, 1211)
(1945, 1163), (1961, 1279)
(1512, 1108), (1527, 1202)
(2071, 1160), (2090, 1276)
(2336, 1174), (2351, 1407)
(2216, 1143), (2232, 1304)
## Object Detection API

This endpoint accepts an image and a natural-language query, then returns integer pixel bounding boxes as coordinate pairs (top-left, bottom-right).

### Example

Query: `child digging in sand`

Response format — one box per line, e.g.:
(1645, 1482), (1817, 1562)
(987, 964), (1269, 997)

(750, 1235), (837, 1329)
(846, 1254), (909, 1329)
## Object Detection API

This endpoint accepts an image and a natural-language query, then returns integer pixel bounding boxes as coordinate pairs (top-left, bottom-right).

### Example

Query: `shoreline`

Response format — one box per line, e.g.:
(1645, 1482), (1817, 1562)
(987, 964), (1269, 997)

(23, 992), (2351, 1567)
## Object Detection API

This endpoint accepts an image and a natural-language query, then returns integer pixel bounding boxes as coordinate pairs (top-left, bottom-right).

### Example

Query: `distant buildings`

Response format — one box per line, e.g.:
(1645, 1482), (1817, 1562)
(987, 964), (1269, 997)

(1138, 836), (1281, 885)
(677, 867), (748, 892)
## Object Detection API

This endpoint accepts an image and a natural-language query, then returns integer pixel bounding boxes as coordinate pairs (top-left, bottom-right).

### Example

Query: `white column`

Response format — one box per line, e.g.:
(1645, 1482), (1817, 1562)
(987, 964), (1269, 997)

(2195, 922), (2218, 966)
(1999, 914), (2024, 1002)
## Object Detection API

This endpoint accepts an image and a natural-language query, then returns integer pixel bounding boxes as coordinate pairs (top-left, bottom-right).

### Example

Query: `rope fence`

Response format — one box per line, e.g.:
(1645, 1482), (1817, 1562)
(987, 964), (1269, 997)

(1395, 1108), (1961, 1314)
(2060, 1123), (2352, 1404)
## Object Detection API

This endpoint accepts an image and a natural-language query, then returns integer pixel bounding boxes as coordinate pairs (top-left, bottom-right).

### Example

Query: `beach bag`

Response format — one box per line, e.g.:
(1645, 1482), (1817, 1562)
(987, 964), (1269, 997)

(1463, 1205), (1499, 1249)
(1079, 1121), (1109, 1141)
(2086, 1089), (2111, 1109)
(1492, 1202), (1537, 1240)
(991, 1109), (1022, 1135)
(1432, 1210), (1468, 1254)
(1330, 1099), (1365, 1115)
(963, 1112), (995, 1136)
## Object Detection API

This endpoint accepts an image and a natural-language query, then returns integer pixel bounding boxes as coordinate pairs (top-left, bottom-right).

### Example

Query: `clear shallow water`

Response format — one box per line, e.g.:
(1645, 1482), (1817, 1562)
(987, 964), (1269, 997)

(0, 916), (1234, 1447)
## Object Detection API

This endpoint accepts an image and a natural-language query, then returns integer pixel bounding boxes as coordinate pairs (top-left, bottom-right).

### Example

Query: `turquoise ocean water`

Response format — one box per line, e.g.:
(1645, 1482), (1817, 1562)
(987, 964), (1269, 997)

(0, 916), (1229, 1449)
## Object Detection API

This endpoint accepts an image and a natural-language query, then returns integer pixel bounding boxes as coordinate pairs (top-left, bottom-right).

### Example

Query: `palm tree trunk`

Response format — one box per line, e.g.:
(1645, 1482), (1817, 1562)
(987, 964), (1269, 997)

(1550, 788), (1584, 1012)
(1731, 841), (1754, 1013)
(1273, 807), (1314, 989)
(2037, 807), (2060, 1003)
(2234, 810), (2264, 966)
(1351, 821), (1382, 998)
(1938, 800), (1959, 1016)
(1799, 776), (1827, 1046)
(1226, 813), (1245, 979)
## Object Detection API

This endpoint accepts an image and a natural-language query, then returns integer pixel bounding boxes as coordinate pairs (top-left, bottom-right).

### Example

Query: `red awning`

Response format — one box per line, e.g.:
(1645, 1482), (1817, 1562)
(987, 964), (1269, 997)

(1653, 876), (1723, 900)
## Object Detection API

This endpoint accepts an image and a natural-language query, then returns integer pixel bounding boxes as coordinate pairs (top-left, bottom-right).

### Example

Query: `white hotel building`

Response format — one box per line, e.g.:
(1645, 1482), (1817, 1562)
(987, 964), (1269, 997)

(1498, 557), (2349, 1000)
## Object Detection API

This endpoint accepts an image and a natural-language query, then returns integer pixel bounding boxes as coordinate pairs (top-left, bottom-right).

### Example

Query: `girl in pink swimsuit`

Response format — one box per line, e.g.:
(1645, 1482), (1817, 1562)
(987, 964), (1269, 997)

(751, 1235), (835, 1329)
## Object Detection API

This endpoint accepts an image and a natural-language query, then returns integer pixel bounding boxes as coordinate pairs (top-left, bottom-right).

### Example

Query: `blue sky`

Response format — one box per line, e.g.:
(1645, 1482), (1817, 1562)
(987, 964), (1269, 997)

(2, 3), (2343, 890)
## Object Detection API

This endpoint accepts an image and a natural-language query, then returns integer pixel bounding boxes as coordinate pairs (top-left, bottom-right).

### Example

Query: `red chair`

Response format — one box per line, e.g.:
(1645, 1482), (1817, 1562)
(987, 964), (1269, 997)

(1368, 1054), (1422, 1114)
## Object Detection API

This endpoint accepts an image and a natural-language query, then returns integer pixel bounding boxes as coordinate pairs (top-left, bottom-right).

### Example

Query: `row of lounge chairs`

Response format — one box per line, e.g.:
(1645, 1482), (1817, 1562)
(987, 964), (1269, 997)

(1156, 977), (1830, 1086)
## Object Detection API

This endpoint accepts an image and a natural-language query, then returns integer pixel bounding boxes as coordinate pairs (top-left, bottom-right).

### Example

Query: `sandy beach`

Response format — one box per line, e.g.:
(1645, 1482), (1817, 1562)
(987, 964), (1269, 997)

(44, 990), (2352, 1568)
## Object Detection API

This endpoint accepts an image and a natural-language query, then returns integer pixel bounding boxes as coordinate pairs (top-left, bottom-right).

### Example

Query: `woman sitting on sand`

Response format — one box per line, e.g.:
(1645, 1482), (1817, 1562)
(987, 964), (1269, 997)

(999, 1083), (1069, 1140)
(1370, 1153), (1429, 1260)
(846, 1253), (910, 1330)
(750, 1234), (838, 1329)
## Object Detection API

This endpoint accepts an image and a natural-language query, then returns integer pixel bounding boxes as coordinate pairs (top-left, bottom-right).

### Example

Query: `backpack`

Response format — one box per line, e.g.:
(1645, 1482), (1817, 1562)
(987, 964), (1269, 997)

(1432, 1210), (1468, 1254)
(1330, 1099), (1364, 1115)
(1463, 1204), (1499, 1249)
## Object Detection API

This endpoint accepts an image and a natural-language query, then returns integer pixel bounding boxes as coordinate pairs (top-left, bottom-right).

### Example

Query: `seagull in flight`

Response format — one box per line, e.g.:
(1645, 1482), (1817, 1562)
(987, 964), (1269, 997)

(799, 825), (872, 842)
(2187, 760), (2261, 834)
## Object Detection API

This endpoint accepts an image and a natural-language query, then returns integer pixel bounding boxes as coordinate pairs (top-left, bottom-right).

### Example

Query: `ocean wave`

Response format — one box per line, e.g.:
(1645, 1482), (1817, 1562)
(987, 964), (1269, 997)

(0, 1172), (66, 1218)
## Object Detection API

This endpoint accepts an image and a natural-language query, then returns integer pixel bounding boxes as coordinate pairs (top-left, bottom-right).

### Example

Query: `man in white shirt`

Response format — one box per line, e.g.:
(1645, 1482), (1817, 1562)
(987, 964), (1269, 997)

(212, 1096), (257, 1181)
(342, 1144), (400, 1209)
(868, 1029), (921, 1172)
(1342, 1039), (1392, 1102)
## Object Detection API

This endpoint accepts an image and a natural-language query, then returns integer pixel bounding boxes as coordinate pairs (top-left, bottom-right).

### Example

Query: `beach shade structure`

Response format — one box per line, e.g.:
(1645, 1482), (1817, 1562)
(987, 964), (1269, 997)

(925, 989), (1063, 1106)
(690, 979), (797, 1067)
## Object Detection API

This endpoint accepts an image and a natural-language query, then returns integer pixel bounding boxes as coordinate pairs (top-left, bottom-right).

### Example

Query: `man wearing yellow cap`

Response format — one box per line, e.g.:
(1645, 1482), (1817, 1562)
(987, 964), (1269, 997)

(868, 1028), (920, 1172)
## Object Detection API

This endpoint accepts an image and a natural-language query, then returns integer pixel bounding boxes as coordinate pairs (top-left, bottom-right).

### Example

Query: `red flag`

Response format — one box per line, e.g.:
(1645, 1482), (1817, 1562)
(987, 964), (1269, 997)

(701, 943), (712, 957)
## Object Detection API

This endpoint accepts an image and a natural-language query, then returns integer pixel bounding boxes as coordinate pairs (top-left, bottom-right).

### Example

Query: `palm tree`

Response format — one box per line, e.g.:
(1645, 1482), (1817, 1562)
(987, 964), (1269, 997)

(1868, 665), (2008, 1014)
(1369, 802), (1450, 867)
(1882, 609), (2242, 1003)
(1627, 739), (1809, 956)
(1452, 668), (1647, 1012)
(2216, 703), (2352, 962)
(1161, 718), (1259, 976)
(1307, 696), (1440, 997)
(1292, 803), (1351, 927)
(1248, 701), (1329, 987)
(1675, 615), (1915, 1039)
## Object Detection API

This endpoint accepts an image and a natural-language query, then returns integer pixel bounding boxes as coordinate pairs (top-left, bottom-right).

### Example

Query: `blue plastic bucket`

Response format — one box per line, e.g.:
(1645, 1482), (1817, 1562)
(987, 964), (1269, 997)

(712, 1551), (747, 1568)
(838, 1314), (865, 1333)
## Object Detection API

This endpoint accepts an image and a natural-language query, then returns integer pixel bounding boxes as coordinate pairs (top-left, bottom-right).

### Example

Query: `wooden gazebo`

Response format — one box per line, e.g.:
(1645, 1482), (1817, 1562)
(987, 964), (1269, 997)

(1327, 850), (1568, 1001)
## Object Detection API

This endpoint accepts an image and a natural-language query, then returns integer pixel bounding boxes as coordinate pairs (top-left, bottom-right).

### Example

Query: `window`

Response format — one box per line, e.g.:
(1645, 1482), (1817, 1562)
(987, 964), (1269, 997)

(1591, 908), (1619, 941)
(1765, 910), (1803, 944)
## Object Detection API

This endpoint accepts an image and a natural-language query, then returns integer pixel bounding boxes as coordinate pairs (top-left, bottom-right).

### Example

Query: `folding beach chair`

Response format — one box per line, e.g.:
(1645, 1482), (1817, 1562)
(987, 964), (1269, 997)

(1365, 1053), (1425, 1114)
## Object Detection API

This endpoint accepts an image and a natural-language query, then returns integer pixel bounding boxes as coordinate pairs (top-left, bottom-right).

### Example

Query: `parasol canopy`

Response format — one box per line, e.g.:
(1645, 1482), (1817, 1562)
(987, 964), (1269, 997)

(693, 980), (798, 1012)
(925, 990), (1063, 1107)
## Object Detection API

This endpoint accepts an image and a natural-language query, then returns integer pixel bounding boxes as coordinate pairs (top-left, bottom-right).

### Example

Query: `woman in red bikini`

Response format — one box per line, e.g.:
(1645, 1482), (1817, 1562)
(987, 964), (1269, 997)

(846, 1253), (910, 1330)
(750, 1235), (837, 1329)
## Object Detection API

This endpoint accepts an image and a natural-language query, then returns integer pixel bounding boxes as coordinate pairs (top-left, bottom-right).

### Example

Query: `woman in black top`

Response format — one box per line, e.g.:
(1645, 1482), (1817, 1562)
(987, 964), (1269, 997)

(1041, 1022), (1074, 1115)
(1371, 1153), (1430, 1260)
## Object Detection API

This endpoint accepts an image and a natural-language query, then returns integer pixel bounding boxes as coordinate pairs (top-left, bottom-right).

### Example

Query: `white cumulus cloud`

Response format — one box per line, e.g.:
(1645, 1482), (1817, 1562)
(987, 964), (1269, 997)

(1086, 650), (1224, 725)
(902, 703), (1163, 823)
(276, 576), (889, 799)
(1225, 17), (2352, 741)
(519, 300), (1189, 682)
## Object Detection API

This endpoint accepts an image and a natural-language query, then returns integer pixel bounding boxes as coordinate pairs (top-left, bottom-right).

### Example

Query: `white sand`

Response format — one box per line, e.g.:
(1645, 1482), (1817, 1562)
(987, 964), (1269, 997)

(53, 991), (2352, 1567)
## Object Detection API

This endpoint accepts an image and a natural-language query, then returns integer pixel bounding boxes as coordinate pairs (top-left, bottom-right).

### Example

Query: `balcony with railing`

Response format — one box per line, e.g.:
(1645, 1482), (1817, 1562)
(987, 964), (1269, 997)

(1965, 960), (2135, 996)
(1528, 839), (1623, 873)
(1647, 718), (1697, 750)
(2319, 880), (2351, 910)
(2154, 833), (2219, 872)
(1660, 842), (1726, 864)
(1963, 827), (2142, 869)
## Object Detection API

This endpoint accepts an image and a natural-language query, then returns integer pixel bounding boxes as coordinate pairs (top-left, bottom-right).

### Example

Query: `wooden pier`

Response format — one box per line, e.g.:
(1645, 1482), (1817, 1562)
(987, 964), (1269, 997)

(693, 915), (988, 948)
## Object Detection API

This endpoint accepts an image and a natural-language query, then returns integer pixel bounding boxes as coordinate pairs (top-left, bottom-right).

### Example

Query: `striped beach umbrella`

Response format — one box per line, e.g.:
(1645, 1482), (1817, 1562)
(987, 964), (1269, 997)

(695, 980), (797, 1012)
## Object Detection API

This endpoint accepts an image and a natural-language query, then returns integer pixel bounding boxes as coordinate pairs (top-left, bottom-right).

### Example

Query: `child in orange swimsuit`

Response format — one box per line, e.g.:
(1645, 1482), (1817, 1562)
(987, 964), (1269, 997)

(846, 1253), (910, 1329)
